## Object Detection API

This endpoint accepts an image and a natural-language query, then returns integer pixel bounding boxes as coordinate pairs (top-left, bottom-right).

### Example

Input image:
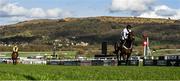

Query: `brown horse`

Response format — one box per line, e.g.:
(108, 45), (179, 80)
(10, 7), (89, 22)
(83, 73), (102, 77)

(11, 52), (19, 65)
(114, 32), (135, 65)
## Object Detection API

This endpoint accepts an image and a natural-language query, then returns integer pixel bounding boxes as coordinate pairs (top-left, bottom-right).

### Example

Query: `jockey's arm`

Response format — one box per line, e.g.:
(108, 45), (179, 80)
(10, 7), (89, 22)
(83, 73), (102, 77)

(16, 48), (19, 52)
(13, 47), (16, 52)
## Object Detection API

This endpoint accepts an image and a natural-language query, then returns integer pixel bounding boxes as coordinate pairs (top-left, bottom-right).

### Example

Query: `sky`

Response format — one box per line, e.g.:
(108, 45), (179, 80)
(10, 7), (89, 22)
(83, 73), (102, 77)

(0, 0), (180, 25)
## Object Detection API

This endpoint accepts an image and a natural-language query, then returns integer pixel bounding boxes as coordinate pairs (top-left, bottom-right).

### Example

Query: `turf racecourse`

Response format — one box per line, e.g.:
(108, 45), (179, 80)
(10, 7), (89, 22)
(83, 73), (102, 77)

(0, 64), (180, 80)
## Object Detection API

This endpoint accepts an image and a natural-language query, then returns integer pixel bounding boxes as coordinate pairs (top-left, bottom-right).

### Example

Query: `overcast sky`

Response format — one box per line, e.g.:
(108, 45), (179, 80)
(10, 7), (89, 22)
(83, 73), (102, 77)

(0, 0), (180, 25)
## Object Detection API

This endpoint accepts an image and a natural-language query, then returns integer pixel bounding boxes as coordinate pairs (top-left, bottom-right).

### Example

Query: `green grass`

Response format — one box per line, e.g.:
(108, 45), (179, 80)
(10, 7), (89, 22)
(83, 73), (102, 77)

(0, 64), (180, 80)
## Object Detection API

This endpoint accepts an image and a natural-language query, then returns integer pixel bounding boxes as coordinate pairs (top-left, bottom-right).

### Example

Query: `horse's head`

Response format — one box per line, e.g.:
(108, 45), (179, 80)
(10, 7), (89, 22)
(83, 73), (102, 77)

(122, 31), (135, 49)
(127, 31), (135, 41)
(12, 51), (18, 59)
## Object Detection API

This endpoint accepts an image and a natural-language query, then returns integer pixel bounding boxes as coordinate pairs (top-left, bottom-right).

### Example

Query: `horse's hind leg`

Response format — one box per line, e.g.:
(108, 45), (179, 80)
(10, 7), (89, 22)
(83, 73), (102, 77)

(116, 53), (120, 66)
(114, 42), (120, 66)
(113, 42), (118, 54)
(115, 50), (120, 66)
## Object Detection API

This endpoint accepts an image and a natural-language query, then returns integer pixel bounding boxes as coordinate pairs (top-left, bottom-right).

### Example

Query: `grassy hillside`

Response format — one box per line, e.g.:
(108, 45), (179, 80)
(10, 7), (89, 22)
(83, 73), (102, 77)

(0, 16), (180, 51)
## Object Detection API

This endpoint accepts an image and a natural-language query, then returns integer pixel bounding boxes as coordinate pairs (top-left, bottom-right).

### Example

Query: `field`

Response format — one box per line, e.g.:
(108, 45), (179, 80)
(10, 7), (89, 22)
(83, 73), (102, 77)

(0, 51), (77, 58)
(0, 64), (180, 80)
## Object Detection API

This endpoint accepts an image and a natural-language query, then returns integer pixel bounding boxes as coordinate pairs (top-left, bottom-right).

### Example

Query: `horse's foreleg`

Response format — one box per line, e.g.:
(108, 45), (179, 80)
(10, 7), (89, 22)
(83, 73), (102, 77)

(15, 59), (17, 65)
(119, 53), (121, 61)
(12, 59), (17, 65)
(126, 54), (131, 65)
(122, 54), (125, 61)
(12, 59), (15, 65)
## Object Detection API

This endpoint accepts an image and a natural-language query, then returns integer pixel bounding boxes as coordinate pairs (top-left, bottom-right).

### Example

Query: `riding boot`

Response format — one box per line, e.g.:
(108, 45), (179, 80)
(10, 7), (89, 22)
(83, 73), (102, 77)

(113, 51), (118, 54)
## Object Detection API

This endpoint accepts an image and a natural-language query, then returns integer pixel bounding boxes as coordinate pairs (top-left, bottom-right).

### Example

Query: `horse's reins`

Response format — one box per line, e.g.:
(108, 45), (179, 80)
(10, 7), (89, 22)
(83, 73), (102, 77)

(122, 40), (132, 49)
(122, 33), (133, 50)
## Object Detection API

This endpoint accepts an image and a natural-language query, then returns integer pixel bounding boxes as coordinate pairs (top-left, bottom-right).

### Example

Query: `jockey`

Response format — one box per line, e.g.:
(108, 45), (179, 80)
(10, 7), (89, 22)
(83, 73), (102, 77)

(121, 25), (132, 45)
(113, 25), (133, 54)
(13, 45), (18, 52)
(121, 25), (132, 41)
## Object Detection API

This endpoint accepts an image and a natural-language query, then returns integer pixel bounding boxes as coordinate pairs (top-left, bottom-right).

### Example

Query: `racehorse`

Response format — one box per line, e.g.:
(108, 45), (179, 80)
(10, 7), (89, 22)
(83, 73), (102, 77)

(114, 31), (135, 65)
(11, 52), (19, 65)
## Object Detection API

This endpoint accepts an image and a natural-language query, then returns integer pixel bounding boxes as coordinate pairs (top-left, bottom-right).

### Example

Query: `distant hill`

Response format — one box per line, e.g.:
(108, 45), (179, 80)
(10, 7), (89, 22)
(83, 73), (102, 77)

(0, 16), (180, 49)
